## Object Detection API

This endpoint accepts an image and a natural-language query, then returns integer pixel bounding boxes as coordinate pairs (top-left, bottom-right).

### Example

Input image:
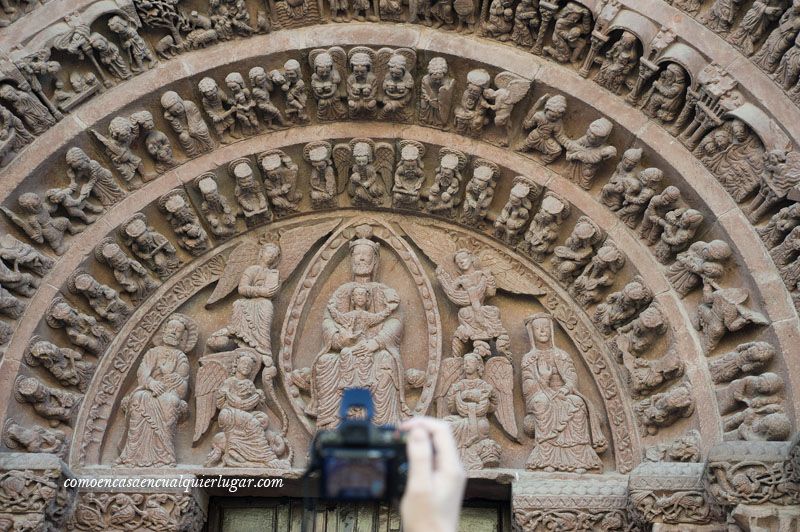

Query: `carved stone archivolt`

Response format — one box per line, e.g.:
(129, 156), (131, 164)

(0, 1), (799, 528)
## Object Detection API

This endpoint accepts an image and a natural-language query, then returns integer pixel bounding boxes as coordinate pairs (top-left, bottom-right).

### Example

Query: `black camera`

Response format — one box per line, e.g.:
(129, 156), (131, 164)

(305, 388), (408, 501)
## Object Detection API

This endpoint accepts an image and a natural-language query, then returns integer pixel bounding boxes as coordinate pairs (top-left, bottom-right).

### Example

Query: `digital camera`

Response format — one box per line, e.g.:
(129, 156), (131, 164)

(305, 388), (408, 502)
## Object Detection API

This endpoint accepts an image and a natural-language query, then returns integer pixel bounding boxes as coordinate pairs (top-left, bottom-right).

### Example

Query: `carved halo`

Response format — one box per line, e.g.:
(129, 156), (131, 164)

(152, 313), (199, 353)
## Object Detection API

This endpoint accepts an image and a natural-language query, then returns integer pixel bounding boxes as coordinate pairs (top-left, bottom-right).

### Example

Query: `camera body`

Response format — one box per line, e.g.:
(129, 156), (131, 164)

(307, 388), (408, 501)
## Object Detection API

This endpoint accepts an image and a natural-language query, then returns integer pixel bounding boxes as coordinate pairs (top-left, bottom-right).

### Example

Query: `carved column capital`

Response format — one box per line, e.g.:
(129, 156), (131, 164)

(67, 475), (207, 531)
(0, 452), (75, 531)
(512, 475), (631, 531)
(628, 462), (725, 527)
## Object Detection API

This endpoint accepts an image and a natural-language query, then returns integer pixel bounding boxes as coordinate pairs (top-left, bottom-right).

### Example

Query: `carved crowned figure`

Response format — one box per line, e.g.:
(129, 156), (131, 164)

(307, 225), (410, 429)
(116, 314), (197, 467)
(521, 313), (607, 473)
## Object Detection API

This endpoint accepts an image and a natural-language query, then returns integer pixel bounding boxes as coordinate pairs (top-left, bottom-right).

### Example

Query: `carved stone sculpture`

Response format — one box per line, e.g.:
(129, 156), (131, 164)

(462, 160), (498, 227)
(0, 84), (55, 136)
(46, 297), (110, 355)
(230, 159), (270, 227)
(710, 341), (776, 384)
(747, 149), (800, 223)
(2, 419), (67, 456)
(271, 60), (308, 124)
(247, 67), (286, 129)
(91, 117), (146, 185)
(758, 202), (800, 249)
(511, 0), (540, 48)
(753, 0), (800, 73)
(454, 69), (491, 137)
(518, 94), (569, 163)
(95, 239), (159, 305)
(600, 147), (643, 211)
(418, 57), (455, 128)
(119, 213), (182, 279)
(108, 16), (157, 73)
(66, 146), (127, 204)
(392, 141), (426, 209)
(635, 382), (695, 435)
(89, 33), (132, 81)
(195, 174), (237, 238)
(612, 304), (667, 358)
(437, 249), (511, 357)
(14, 376), (82, 425)
(494, 176), (539, 244)
(224, 72), (261, 136)
(197, 349), (291, 468)
(594, 276), (653, 335)
(0, 104), (34, 167)
(334, 139), (394, 207)
(1, 193), (81, 255)
(0, 252), (38, 298)
(718, 373), (791, 441)
(309, 48), (348, 121)
(614, 168), (663, 230)
(543, 2), (592, 63)
(551, 216), (602, 283)
(694, 283), (770, 352)
(303, 141), (338, 209)
(696, 120), (764, 202)
(427, 148), (466, 215)
(45, 178), (102, 229)
(67, 270), (132, 327)
(130, 110), (177, 174)
(0, 284), (23, 319)
(482, 0), (514, 40)
(652, 208), (705, 264)
(637, 184), (680, 239)
(116, 314), (196, 467)
(644, 430), (701, 462)
(564, 117), (617, 190)
(198, 77), (237, 141)
(378, 49), (416, 121)
(700, 0), (742, 34)
(642, 64), (687, 123)
(259, 150), (302, 215)
(483, 72), (530, 146)
(307, 226), (410, 429)
(594, 32), (639, 94)
(521, 313), (606, 473)
(667, 240), (732, 297)
(0, 234), (53, 277)
(160, 91), (216, 158)
(570, 242), (626, 305)
(25, 338), (95, 392)
(521, 192), (571, 262)
(158, 191), (210, 256)
(622, 345), (684, 397)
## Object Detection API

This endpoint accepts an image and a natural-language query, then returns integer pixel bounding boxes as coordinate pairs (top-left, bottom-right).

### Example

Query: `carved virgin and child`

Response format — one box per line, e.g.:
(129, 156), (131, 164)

(307, 227), (410, 429)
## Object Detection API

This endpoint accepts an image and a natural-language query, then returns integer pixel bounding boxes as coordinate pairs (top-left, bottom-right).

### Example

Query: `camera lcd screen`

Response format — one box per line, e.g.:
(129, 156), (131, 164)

(322, 450), (389, 500)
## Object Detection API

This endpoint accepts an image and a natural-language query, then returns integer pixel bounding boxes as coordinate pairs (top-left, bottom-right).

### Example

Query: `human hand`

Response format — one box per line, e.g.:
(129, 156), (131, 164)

(400, 417), (466, 532)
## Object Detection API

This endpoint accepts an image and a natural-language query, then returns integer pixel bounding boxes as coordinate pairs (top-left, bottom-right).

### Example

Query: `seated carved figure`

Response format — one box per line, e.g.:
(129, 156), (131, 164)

(642, 64), (686, 123)
(521, 313), (606, 473)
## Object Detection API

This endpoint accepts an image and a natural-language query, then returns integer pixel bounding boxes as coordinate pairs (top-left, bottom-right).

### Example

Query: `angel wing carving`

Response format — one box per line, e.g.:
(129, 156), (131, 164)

(484, 356), (519, 441)
(434, 356), (464, 418)
(193, 357), (229, 443)
(332, 142), (353, 195)
(205, 240), (260, 307)
(401, 221), (545, 296)
(493, 72), (531, 108)
(373, 142), (396, 196)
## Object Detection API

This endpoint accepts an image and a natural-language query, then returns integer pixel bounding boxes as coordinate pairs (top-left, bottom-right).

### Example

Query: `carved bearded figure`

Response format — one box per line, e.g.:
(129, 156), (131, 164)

(522, 313), (606, 473)
(160, 91), (216, 158)
(419, 57), (455, 128)
(454, 69), (491, 137)
(347, 52), (378, 118)
(116, 314), (195, 467)
(308, 228), (409, 429)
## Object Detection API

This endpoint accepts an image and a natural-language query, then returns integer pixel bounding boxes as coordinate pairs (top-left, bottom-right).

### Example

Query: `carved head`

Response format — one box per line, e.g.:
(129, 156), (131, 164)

(638, 305), (664, 329)
(349, 226), (379, 279)
(544, 96), (567, 121)
(463, 351), (484, 376)
(525, 313), (554, 348)
(258, 242), (281, 268)
(712, 128), (731, 150)
(427, 57), (448, 83)
(48, 301), (74, 322)
(198, 77), (220, 99)
(314, 53), (333, 78)
(388, 54), (407, 79)
(160, 91), (185, 115)
(130, 110), (155, 131)
(17, 193), (43, 213)
(453, 249), (476, 272)
(107, 15), (128, 33)
(248, 67), (267, 87)
(29, 340), (59, 363)
(100, 242), (128, 268)
(350, 52), (372, 77)
(233, 162), (256, 187)
(284, 59), (301, 82)
(162, 316), (187, 348)
(234, 349), (259, 377)
(261, 153), (282, 175)
(308, 146), (330, 168)
(74, 273), (97, 293)
(639, 167), (663, 186)
(225, 72), (246, 92)
(350, 285), (371, 309)
(585, 118), (613, 146)
(198, 176), (219, 197)
(352, 142), (372, 166)
(620, 147), (643, 170)
(0, 85), (17, 102)
(620, 31), (637, 47)
(65, 147), (91, 171)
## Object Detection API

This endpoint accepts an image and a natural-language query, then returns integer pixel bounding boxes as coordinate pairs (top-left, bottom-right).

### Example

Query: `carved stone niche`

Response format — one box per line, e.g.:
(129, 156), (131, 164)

(629, 461), (725, 529)
(513, 475), (631, 531)
(0, 452), (75, 531)
(68, 476), (207, 531)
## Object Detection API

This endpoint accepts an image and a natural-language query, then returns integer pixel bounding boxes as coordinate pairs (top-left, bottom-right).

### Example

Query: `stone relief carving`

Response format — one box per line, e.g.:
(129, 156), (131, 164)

(45, 297), (111, 355)
(376, 48), (416, 121)
(521, 313), (607, 473)
(303, 141), (338, 209)
(493, 175), (540, 244)
(710, 341), (777, 385)
(593, 276), (654, 336)
(66, 270), (133, 327)
(95, 238), (160, 305)
(1, 192), (82, 256)
(570, 241), (626, 306)
(641, 63), (688, 124)
(418, 57), (455, 129)
(70, 491), (204, 531)
(24, 337), (95, 392)
(634, 381), (695, 435)
(718, 372), (792, 441)
(392, 140), (426, 209)
(259, 150), (302, 215)
(611, 303), (667, 358)
(2, 420), (67, 456)
(543, 2), (592, 62)
(333, 138), (394, 207)
(564, 117), (617, 190)
(622, 344), (685, 397)
(462, 159), (498, 227)
(427, 147), (466, 216)
(651, 207), (705, 264)
(696, 119), (764, 203)
(551, 216), (603, 284)
(594, 31), (640, 95)
(667, 239), (732, 297)
(195, 173), (237, 238)
(309, 47), (348, 121)
(620, 169), (668, 231)
(158, 190), (211, 256)
(520, 191), (571, 263)
(518, 93), (568, 164)
(119, 213), (183, 279)
(229, 158), (271, 227)
(14, 375), (82, 425)
(116, 313), (197, 467)
(0, 104), (34, 168)
(747, 148), (800, 223)
(694, 282), (770, 352)
(0, 84), (55, 136)
(644, 429), (701, 462)
(161, 90), (217, 158)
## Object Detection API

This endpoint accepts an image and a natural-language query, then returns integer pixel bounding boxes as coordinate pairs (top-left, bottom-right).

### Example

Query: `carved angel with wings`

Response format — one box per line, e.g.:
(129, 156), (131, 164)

(483, 71), (531, 146)
(333, 138), (395, 207)
(194, 348), (291, 468)
(376, 48), (417, 121)
(434, 341), (517, 469)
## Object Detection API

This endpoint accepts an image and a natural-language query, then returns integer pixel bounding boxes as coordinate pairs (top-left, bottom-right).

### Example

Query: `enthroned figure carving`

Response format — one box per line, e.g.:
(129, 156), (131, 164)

(195, 174), (237, 238)
(551, 216), (603, 283)
(334, 139), (394, 207)
(462, 160), (499, 227)
(570, 241), (626, 306)
(594, 31), (640, 95)
(307, 226), (410, 429)
(259, 151), (302, 215)
(520, 192), (571, 262)
(303, 141), (338, 209)
(229, 159), (271, 227)
(95, 238), (159, 305)
(119, 214), (182, 280)
(309, 48), (348, 121)
(426, 148), (466, 216)
(493, 176), (539, 244)
(158, 191), (210, 256)
(641, 64), (687, 124)
(521, 313), (606, 473)
(392, 141), (426, 209)
(116, 314), (197, 467)
(544, 2), (592, 63)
